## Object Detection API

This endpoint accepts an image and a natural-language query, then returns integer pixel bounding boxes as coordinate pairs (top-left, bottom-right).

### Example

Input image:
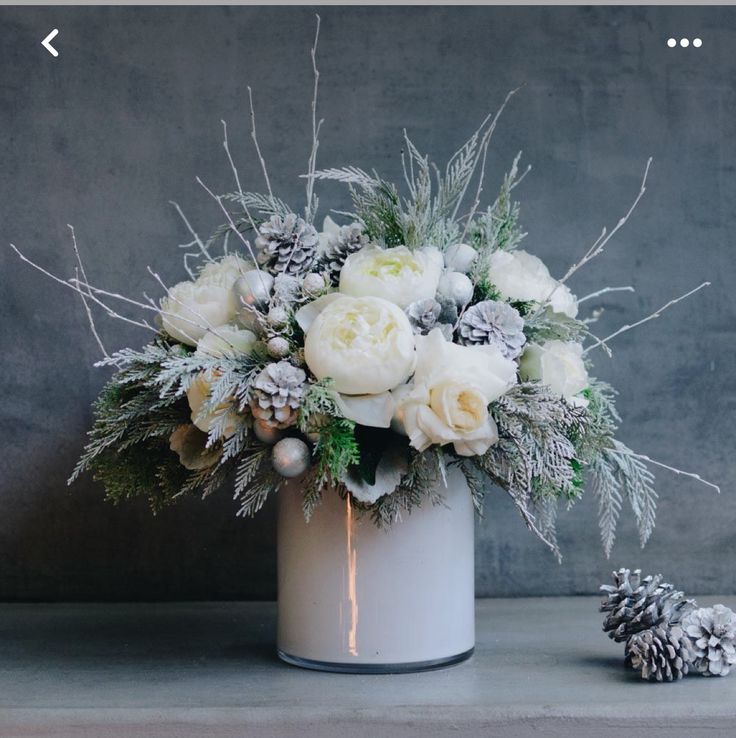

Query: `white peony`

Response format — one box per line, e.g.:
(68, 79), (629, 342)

(339, 245), (443, 308)
(197, 253), (251, 289)
(488, 249), (578, 318)
(519, 340), (589, 402)
(197, 253), (252, 314)
(393, 328), (517, 456)
(195, 324), (257, 359)
(160, 281), (236, 346)
(159, 254), (251, 346)
(304, 295), (416, 395)
(186, 370), (241, 438)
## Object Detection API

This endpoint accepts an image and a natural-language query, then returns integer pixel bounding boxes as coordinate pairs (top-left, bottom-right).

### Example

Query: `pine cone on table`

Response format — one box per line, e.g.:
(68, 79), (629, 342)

(249, 361), (306, 429)
(255, 214), (319, 276)
(321, 222), (369, 285)
(600, 568), (696, 642)
(626, 625), (694, 682)
(457, 300), (526, 359)
(682, 604), (736, 677)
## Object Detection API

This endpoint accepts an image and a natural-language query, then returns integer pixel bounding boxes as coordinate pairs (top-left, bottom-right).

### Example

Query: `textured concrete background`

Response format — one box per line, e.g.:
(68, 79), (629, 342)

(0, 6), (733, 601)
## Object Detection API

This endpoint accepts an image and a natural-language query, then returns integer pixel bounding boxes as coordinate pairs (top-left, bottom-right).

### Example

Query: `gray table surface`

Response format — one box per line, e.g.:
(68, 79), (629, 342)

(1, 597), (735, 738)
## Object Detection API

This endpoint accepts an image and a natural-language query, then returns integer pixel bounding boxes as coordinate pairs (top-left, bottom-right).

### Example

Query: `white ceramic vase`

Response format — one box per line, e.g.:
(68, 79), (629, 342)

(276, 465), (475, 673)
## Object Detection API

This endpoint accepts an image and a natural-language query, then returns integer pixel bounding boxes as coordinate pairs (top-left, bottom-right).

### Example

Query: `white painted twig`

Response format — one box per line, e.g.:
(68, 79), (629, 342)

(10, 243), (156, 334)
(67, 225), (110, 360)
(169, 200), (213, 263)
(243, 95), (273, 204)
(578, 285), (635, 304)
(620, 448), (720, 494)
(584, 282), (710, 356)
(533, 159), (652, 320)
(305, 14), (322, 223)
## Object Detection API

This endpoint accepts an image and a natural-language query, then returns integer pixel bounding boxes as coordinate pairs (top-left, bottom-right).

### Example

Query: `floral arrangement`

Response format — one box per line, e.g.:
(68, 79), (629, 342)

(11, 20), (718, 559)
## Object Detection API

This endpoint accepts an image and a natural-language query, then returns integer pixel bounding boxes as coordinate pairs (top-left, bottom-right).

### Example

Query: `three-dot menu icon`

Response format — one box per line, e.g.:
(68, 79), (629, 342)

(667, 38), (702, 48)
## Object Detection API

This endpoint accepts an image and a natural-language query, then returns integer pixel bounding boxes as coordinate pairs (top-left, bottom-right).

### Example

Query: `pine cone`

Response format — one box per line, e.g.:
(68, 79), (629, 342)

(255, 214), (319, 276)
(457, 300), (526, 359)
(682, 605), (736, 677)
(600, 568), (695, 642)
(321, 222), (369, 285)
(405, 299), (453, 340)
(249, 361), (306, 429)
(626, 625), (694, 682)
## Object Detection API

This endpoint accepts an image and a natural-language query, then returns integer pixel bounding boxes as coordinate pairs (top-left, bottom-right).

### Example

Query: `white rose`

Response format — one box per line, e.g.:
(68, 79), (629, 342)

(195, 324), (257, 359)
(488, 249), (578, 318)
(339, 245), (443, 308)
(186, 370), (241, 438)
(393, 328), (517, 456)
(519, 340), (589, 402)
(304, 295), (416, 395)
(160, 281), (236, 346)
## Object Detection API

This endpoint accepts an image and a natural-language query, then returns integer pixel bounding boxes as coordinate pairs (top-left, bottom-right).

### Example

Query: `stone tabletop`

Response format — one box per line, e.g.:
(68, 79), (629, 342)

(1, 597), (735, 738)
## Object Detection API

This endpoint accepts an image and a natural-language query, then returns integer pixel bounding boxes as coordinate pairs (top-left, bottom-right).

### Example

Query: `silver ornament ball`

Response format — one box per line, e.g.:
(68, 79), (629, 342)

(267, 336), (290, 359)
(438, 271), (474, 308)
(233, 270), (274, 311)
(272, 438), (311, 478)
(253, 419), (284, 445)
(443, 243), (478, 274)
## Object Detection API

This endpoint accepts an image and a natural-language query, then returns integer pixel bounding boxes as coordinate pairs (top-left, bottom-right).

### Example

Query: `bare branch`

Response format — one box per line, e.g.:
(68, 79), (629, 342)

(565, 158), (652, 285)
(10, 243), (157, 333)
(584, 282), (710, 356)
(305, 14), (322, 223)
(170, 200), (213, 264)
(68, 225), (110, 359)
(620, 448), (720, 494)
(243, 95), (274, 205)
(578, 285), (635, 304)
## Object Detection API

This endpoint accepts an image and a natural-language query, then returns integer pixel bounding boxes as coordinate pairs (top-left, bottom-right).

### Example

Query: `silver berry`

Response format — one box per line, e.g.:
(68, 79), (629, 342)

(267, 336), (290, 359)
(267, 306), (289, 328)
(302, 272), (326, 296)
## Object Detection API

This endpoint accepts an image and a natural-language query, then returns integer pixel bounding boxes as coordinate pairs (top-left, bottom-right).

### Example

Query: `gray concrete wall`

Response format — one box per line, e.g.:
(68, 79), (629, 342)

(1, 6), (733, 600)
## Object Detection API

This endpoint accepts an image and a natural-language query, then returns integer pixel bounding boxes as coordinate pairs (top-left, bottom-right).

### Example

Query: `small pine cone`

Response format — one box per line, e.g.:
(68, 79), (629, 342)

(457, 300), (526, 359)
(682, 605), (736, 677)
(249, 361), (306, 429)
(600, 568), (696, 642)
(321, 223), (369, 285)
(626, 625), (694, 682)
(255, 214), (319, 276)
(405, 299), (452, 340)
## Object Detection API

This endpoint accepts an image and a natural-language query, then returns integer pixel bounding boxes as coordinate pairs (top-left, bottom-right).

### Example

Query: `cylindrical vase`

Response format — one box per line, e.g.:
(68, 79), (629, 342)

(276, 465), (475, 673)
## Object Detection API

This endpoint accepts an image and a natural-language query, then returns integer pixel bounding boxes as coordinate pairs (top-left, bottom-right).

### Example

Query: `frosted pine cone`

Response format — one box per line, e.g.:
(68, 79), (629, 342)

(405, 299), (452, 339)
(457, 300), (526, 359)
(600, 568), (695, 642)
(249, 361), (306, 429)
(626, 625), (694, 682)
(321, 222), (369, 285)
(255, 214), (319, 276)
(682, 605), (736, 677)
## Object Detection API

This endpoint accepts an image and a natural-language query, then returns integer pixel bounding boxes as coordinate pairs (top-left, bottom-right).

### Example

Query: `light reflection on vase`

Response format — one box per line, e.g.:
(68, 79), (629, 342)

(277, 465), (475, 673)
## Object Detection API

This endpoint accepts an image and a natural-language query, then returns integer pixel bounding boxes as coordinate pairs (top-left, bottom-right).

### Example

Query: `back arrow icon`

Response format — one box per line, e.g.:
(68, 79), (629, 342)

(42, 29), (59, 57)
